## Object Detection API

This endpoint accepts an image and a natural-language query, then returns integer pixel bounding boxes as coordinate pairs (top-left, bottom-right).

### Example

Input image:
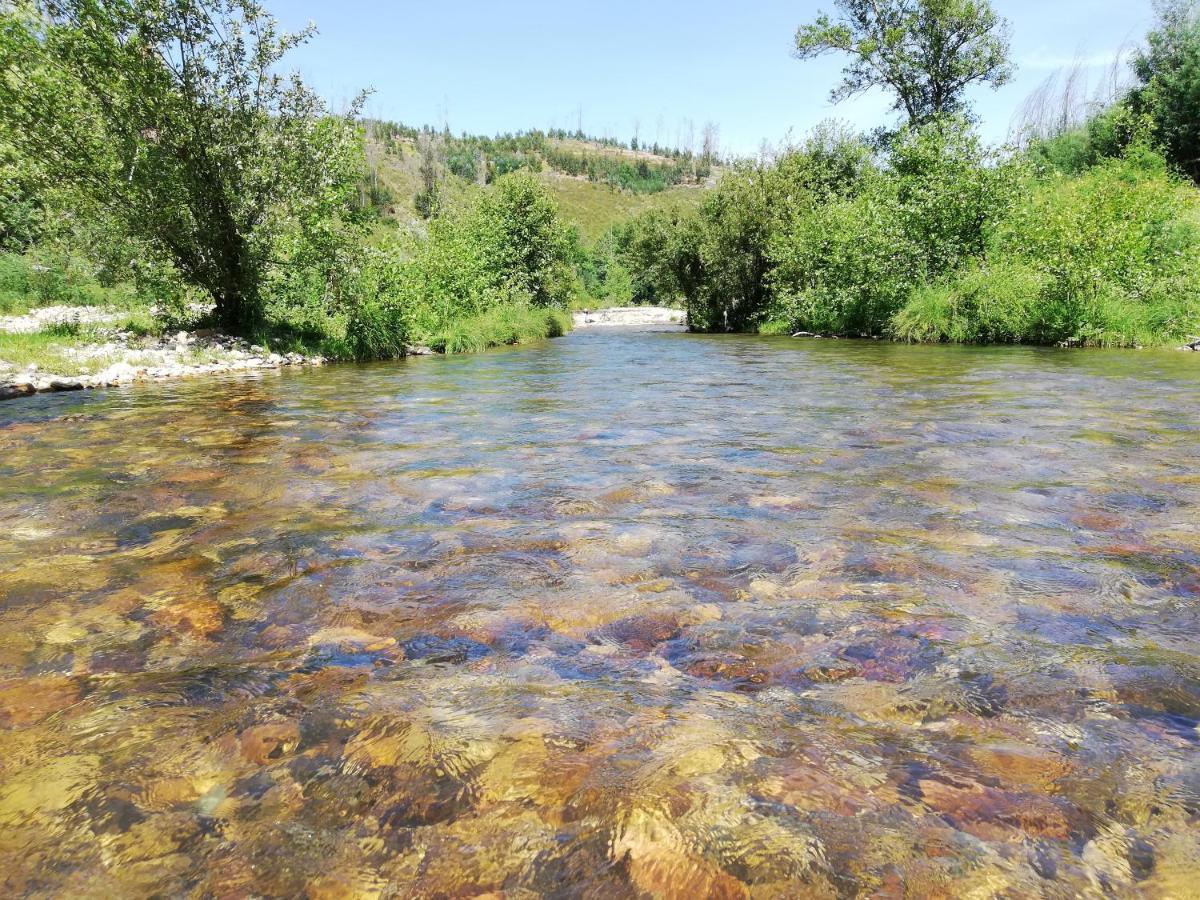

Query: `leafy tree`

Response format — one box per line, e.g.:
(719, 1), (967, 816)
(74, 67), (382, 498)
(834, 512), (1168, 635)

(472, 172), (575, 308)
(395, 172), (576, 339)
(614, 209), (705, 307)
(1131, 0), (1200, 183)
(794, 0), (1014, 127)
(690, 165), (774, 332)
(0, 138), (43, 251)
(0, 0), (365, 333)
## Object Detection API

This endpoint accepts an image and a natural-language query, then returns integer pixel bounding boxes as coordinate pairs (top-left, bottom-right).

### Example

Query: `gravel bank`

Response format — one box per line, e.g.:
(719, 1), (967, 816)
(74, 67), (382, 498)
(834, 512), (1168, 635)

(572, 307), (686, 330)
(1, 329), (324, 402)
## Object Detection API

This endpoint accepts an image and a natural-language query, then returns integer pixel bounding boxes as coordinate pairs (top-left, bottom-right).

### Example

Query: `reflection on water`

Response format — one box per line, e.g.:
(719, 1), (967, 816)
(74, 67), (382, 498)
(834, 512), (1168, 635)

(1, 333), (1199, 896)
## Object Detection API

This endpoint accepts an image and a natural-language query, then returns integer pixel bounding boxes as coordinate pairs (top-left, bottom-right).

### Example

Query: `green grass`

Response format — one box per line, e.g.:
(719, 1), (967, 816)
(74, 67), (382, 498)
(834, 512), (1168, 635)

(0, 331), (91, 374)
(541, 174), (705, 245)
(0, 253), (140, 315)
(423, 305), (572, 354)
(0, 309), (166, 375)
(757, 318), (796, 336)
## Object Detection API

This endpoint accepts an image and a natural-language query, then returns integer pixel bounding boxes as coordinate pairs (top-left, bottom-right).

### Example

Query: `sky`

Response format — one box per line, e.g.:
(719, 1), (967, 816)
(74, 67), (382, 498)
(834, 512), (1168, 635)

(270, 0), (1156, 157)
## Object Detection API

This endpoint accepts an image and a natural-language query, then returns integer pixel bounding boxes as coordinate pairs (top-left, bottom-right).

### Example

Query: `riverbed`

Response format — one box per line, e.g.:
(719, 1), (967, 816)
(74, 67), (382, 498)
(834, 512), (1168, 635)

(1, 332), (1198, 896)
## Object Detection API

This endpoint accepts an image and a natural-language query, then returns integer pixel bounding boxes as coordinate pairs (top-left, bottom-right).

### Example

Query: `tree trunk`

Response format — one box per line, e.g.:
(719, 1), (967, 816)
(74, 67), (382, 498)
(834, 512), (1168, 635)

(214, 289), (254, 334)
(211, 221), (261, 335)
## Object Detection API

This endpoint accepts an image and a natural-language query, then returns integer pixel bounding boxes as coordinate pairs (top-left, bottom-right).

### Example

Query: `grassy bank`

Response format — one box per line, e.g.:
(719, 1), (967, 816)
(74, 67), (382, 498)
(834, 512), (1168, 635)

(0, 239), (574, 382)
(424, 306), (571, 354)
(0, 253), (141, 316)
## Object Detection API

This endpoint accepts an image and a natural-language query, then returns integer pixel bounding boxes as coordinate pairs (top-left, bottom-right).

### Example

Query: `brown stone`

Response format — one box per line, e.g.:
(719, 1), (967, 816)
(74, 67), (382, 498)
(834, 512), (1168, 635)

(592, 613), (681, 651)
(239, 720), (301, 765)
(0, 676), (80, 727)
(152, 598), (227, 638)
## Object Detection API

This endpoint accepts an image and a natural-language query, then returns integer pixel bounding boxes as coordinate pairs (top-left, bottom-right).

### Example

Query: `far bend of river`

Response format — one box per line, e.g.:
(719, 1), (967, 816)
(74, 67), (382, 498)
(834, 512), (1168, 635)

(1, 331), (1199, 898)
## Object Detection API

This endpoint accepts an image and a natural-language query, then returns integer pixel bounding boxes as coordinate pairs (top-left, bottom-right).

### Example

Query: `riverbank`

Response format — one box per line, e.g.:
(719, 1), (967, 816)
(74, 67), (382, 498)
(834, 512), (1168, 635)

(0, 326), (326, 401)
(0, 304), (574, 403)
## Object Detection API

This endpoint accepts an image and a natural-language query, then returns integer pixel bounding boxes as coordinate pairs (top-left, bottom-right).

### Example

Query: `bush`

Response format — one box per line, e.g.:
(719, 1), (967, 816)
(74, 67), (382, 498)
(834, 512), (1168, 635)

(769, 118), (1026, 336)
(893, 149), (1200, 346)
(426, 306), (570, 354)
(350, 172), (578, 351)
(892, 263), (1049, 343)
(613, 114), (1200, 348)
(1027, 105), (1141, 176)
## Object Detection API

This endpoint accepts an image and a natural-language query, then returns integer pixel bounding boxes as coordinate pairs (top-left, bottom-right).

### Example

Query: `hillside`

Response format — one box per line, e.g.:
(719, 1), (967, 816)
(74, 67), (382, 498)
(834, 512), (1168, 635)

(362, 124), (718, 244)
(537, 173), (706, 244)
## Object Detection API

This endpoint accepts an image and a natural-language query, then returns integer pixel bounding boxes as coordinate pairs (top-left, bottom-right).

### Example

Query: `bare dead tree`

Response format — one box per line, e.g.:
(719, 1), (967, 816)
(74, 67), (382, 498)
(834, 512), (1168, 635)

(1011, 47), (1135, 147)
(415, 131), (443, 218)
(702, 121), (720, 163)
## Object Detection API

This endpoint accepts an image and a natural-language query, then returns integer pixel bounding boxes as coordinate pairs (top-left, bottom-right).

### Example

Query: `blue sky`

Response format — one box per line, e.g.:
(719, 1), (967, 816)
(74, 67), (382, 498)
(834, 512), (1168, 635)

(271, 0), (1155, 156)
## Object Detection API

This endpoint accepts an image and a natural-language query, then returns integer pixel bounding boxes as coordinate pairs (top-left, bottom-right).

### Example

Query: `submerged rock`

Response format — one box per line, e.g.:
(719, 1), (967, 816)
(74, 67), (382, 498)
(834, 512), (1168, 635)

(240, 720), (301, 765)
(590, 613), (681, 651)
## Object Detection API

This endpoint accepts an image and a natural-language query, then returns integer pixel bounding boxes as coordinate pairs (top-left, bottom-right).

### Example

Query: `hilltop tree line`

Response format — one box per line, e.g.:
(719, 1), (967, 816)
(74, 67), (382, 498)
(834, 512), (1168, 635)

(362, 120), (719, 220)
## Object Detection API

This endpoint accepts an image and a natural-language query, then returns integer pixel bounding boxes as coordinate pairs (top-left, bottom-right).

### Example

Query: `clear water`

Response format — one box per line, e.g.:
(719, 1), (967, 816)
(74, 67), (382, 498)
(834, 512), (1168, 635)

(1, 332), (1198, 896)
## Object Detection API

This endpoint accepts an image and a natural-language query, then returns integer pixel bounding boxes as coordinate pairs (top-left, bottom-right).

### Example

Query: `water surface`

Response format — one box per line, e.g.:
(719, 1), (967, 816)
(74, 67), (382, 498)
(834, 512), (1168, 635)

(1, 333), (1199, 896)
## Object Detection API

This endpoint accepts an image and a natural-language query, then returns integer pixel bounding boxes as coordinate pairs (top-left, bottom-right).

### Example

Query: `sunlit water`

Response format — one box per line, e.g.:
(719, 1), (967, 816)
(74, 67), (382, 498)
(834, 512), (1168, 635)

(1, 332), (1199, 897)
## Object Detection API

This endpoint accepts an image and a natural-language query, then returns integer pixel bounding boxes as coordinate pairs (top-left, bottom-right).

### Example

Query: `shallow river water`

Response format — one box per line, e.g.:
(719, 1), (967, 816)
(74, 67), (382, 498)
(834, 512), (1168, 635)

(1, 332), (1199, 897)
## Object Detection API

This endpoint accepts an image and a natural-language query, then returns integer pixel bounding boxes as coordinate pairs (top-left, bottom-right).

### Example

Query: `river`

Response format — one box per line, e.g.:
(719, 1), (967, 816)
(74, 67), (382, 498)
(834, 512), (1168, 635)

(1, 331), (1198, 896)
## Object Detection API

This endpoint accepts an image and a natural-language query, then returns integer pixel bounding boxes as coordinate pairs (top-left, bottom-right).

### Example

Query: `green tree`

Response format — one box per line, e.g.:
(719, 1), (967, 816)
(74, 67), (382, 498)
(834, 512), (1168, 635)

(1132, 0), (1200, 183)
(0, 137), (43, 251)
(615, 208), (705, 307)
(471, 172), (575, 308)
(394, 172), (576, 340)
(690, 165), (774, 332)
(0, 0), (365, 333)
(794, 0), (1014, 127)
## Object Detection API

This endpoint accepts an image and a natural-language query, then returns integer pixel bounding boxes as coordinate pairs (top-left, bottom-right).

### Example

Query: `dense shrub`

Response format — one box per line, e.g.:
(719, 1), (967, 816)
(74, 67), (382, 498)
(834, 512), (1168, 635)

(892, 148), (1200, 346)
(378, 173), (576, 346)
(1026, 105), (1141, 176)
(1131, 0), (1200, 184)
(615, 115), (1200, 347)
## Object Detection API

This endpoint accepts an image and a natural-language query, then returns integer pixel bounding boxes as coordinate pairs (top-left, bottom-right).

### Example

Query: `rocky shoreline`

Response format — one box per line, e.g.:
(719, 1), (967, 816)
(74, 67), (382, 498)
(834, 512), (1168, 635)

(573, 306), (686, 330)
(1, 329), (325, 402)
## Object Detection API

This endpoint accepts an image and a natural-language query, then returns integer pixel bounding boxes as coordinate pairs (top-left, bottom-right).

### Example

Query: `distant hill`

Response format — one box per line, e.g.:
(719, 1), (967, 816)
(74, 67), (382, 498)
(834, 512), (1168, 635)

(360, 121), (719, 243)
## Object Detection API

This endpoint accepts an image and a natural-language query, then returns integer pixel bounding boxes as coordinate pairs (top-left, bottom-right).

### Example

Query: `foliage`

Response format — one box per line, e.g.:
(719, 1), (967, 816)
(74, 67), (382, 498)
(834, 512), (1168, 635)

(542, 147), (695, 193)
(379, 172), (576, 345)
(610, 209), (705, 307)
(1026, 105), (1143, 176)
(425, 305), (570, 354)
(0, 0), (367, 333)
(875, 146), (1200, 346)
(1131, 0), (1200, 184)
(978, 149), (1200, 345)
(0, 251), (139, 314)
(615, 110), (1200, 348)
(891, 262), (1050, 343)
(794, 0), (1014, 127)
(0, 139), (44, 251)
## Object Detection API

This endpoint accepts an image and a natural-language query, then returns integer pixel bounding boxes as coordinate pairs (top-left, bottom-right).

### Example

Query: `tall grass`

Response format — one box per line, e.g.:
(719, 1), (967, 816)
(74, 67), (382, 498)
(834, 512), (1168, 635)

(425, 306), (571, 355)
